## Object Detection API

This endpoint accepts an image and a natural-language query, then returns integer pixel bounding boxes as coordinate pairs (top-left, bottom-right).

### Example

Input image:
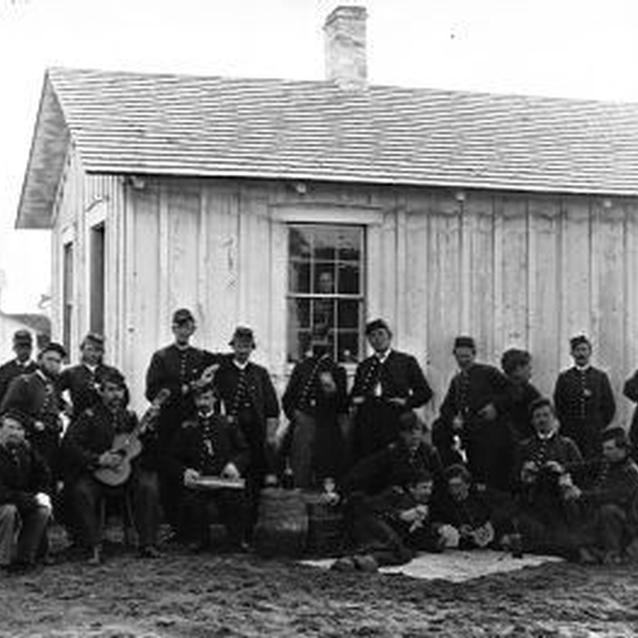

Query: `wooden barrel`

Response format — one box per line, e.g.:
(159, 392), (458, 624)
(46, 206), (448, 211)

(253, 488), (308, 558)
(303, 492), (346, 557)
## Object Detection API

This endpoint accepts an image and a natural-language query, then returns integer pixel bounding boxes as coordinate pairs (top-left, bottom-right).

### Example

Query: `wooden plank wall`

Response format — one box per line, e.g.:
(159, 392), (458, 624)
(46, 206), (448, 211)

(54, 174), (638, 425)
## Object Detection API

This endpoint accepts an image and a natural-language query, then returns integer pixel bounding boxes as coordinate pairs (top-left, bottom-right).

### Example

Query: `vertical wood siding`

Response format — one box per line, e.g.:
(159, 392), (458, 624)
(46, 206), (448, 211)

(54, 174), (638, 425)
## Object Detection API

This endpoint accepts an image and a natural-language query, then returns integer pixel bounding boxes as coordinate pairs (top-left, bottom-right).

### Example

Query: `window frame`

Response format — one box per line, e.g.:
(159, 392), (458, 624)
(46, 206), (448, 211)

(286, 223), (366, 364)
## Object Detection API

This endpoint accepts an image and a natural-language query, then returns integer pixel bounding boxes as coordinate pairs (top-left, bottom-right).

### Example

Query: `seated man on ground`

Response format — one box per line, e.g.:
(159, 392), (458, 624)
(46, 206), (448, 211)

(0, 410), (52, 573)
(332, 468), (444, 572)
(573, 427), (638, 565)
(340, 411), (443, 497)
(432, 463), (497, 550)
(61, 370), (162, 564)
(512, 397), (583, 558)
(166, 383), (250, 552)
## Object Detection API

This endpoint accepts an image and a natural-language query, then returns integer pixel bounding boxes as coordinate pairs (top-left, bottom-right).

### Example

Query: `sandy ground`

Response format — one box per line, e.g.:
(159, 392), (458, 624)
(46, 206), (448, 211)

(2, 534), (638, 638)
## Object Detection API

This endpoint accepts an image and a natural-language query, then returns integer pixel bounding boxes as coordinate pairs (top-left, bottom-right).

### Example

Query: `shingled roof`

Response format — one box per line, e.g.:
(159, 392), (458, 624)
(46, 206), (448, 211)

(16, 66), (638, 228)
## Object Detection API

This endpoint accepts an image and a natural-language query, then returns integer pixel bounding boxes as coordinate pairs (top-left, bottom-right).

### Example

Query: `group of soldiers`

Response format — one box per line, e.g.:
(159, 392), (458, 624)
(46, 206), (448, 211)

(0, 309), (638, 573)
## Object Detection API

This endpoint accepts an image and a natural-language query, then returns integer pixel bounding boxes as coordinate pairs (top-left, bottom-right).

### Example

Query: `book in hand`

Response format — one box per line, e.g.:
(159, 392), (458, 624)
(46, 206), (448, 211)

(192, 475), (246, 491)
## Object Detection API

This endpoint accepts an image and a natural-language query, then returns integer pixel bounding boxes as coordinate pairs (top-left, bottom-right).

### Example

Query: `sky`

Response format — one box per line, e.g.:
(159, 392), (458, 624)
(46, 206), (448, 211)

(1, 0), (638, 313)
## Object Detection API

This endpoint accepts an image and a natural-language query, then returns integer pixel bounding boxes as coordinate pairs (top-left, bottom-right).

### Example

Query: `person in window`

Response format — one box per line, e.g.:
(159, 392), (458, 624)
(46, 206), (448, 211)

(313, 270), (335, 334)
(348, 319), (433, 465)
(1, 342), (67, 480)
(432, 336), (512, 491)
(553, 335), (615, 460)
(0, 410), (52, 574)
(58, 333), (122, 421)
(282, 324), (348, 488)
(214, 327), (280, 534)
(0, 330), (38, 406)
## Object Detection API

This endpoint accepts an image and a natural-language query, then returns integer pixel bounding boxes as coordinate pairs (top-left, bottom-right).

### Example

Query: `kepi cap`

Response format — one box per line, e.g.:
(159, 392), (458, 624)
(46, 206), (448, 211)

(365, 318), (392, 336)
(570, 334), (591, 349)
(229, 326), (256, 347)
(13, 330), (32, 345)
(453, 335), (476, 351)
(172, 308), (195, 325)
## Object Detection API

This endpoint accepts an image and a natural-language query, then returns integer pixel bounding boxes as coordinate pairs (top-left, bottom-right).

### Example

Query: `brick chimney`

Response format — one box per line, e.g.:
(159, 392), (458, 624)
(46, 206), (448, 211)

(324, 5), (367, 90)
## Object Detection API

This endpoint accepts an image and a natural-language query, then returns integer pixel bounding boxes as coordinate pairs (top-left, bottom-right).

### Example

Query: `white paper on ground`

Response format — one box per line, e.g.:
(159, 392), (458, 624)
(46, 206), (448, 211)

(302, 549), (563, 583)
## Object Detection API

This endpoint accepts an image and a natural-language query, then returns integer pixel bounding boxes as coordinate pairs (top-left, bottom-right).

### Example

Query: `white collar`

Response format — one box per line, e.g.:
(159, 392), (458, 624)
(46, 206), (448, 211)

(15, 359), (33, 368)
(233, 359), (249, 371)
(574, 364), (591, 372)
(375, 349), (392, 364)
(83, 363), (99, 373)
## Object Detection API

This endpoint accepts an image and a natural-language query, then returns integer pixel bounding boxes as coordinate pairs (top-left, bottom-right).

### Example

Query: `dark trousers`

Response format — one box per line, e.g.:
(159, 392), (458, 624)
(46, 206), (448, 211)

(30, 428), (61, 482)
(347, 495), (439, 567)
(69, 471), (160, 548)
(581, 503), (632, 554)
(351, 399), (401, 467)
(178, 488), (248, 545)
(0, 503), (51, 566)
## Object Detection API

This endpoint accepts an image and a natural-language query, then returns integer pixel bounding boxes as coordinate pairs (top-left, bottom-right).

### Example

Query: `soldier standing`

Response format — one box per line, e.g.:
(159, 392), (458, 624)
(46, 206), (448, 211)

(349, 319), (432, 465)
(0, 330), (37, 405)
(553, 335), (615, 460)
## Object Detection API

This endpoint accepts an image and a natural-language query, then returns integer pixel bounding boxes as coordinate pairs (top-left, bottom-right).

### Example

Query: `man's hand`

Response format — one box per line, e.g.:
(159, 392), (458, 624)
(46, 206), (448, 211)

(221, 463), (240, 480)
(521, 461), (539, 484)
(183, 468), (200, 488)
(562, 484), (582, 501)
(98, 451), (122, 469)
(478, 403), (497, 421)
(34, 420), (45, 432)
(399, 507), (421, 523)
(351, 396), (365, 406)
(544, 460), (565, 475)
(34, 492), (52, 511)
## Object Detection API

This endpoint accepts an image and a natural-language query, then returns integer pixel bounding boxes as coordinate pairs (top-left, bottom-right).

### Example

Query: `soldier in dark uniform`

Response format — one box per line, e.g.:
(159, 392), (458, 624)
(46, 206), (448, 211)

(58, 333), (121, 421)
(512, 398), (583, 557)
(622, 371), (638, 458)
(145, 308), (222, 529)
(282, 324), (348, 488)
(332, 469), (443, 572)
(0, 342), (67, 479)
(0, 330), (37, 405)
(166, 383), (250, 551)
(341, 411), (443, 497)
(0, 410), (52, 573)
(215, 327), (280, 531)
(433, 336), (512, 491)
(573, 427), (638, 564)
(501, 348), (541, 443)
(553, 335), (615, 460)
(61, 370), (162, 563)
(349, 319), (432, 465)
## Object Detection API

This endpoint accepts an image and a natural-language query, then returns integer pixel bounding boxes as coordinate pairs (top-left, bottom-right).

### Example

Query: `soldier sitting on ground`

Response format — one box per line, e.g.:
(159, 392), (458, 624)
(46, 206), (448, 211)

(572, 427), (638, 565)
(432, 463), (497, 550)
(511, 397), (583, 558)
(331, 468), (444, 572)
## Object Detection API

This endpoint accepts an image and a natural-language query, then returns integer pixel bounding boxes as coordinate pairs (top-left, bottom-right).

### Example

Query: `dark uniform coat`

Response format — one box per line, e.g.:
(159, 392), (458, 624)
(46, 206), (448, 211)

(0, 359), (37, 405)
(349, 350), (432, 463)
(215, 359), (279, 476)
(282, 353), (348, 482)
(0, 441), (51, 512)
(503, 379), (542, 443)
(553, 366), (615, 459)
(434, 363), (512, 490)
(623, 371), (638, 456)
(0, 370), (64, 475)
(58, 363), (121, 420)
(341, 438), (443, 497)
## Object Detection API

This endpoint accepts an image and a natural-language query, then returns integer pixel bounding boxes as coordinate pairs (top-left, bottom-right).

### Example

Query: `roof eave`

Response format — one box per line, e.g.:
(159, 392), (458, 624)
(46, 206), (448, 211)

(15, 72), (71, 229)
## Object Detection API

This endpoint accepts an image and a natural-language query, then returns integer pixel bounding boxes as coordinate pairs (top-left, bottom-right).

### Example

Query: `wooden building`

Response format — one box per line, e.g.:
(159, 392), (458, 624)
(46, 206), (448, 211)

(15, 6), (638, 420)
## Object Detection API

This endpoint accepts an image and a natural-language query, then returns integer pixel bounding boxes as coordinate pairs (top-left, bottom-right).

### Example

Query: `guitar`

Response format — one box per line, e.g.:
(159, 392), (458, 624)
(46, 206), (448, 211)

(94, 388), (171, 487)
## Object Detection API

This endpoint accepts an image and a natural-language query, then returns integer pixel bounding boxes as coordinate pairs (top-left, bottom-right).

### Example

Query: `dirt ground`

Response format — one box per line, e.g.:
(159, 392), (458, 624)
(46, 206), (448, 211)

(2, 532), (638, 638)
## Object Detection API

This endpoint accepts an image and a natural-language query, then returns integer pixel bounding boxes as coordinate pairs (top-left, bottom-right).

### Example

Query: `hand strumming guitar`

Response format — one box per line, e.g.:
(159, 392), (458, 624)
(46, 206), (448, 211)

(99, 451), (123, 469)
(221, 462), (240, 480)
